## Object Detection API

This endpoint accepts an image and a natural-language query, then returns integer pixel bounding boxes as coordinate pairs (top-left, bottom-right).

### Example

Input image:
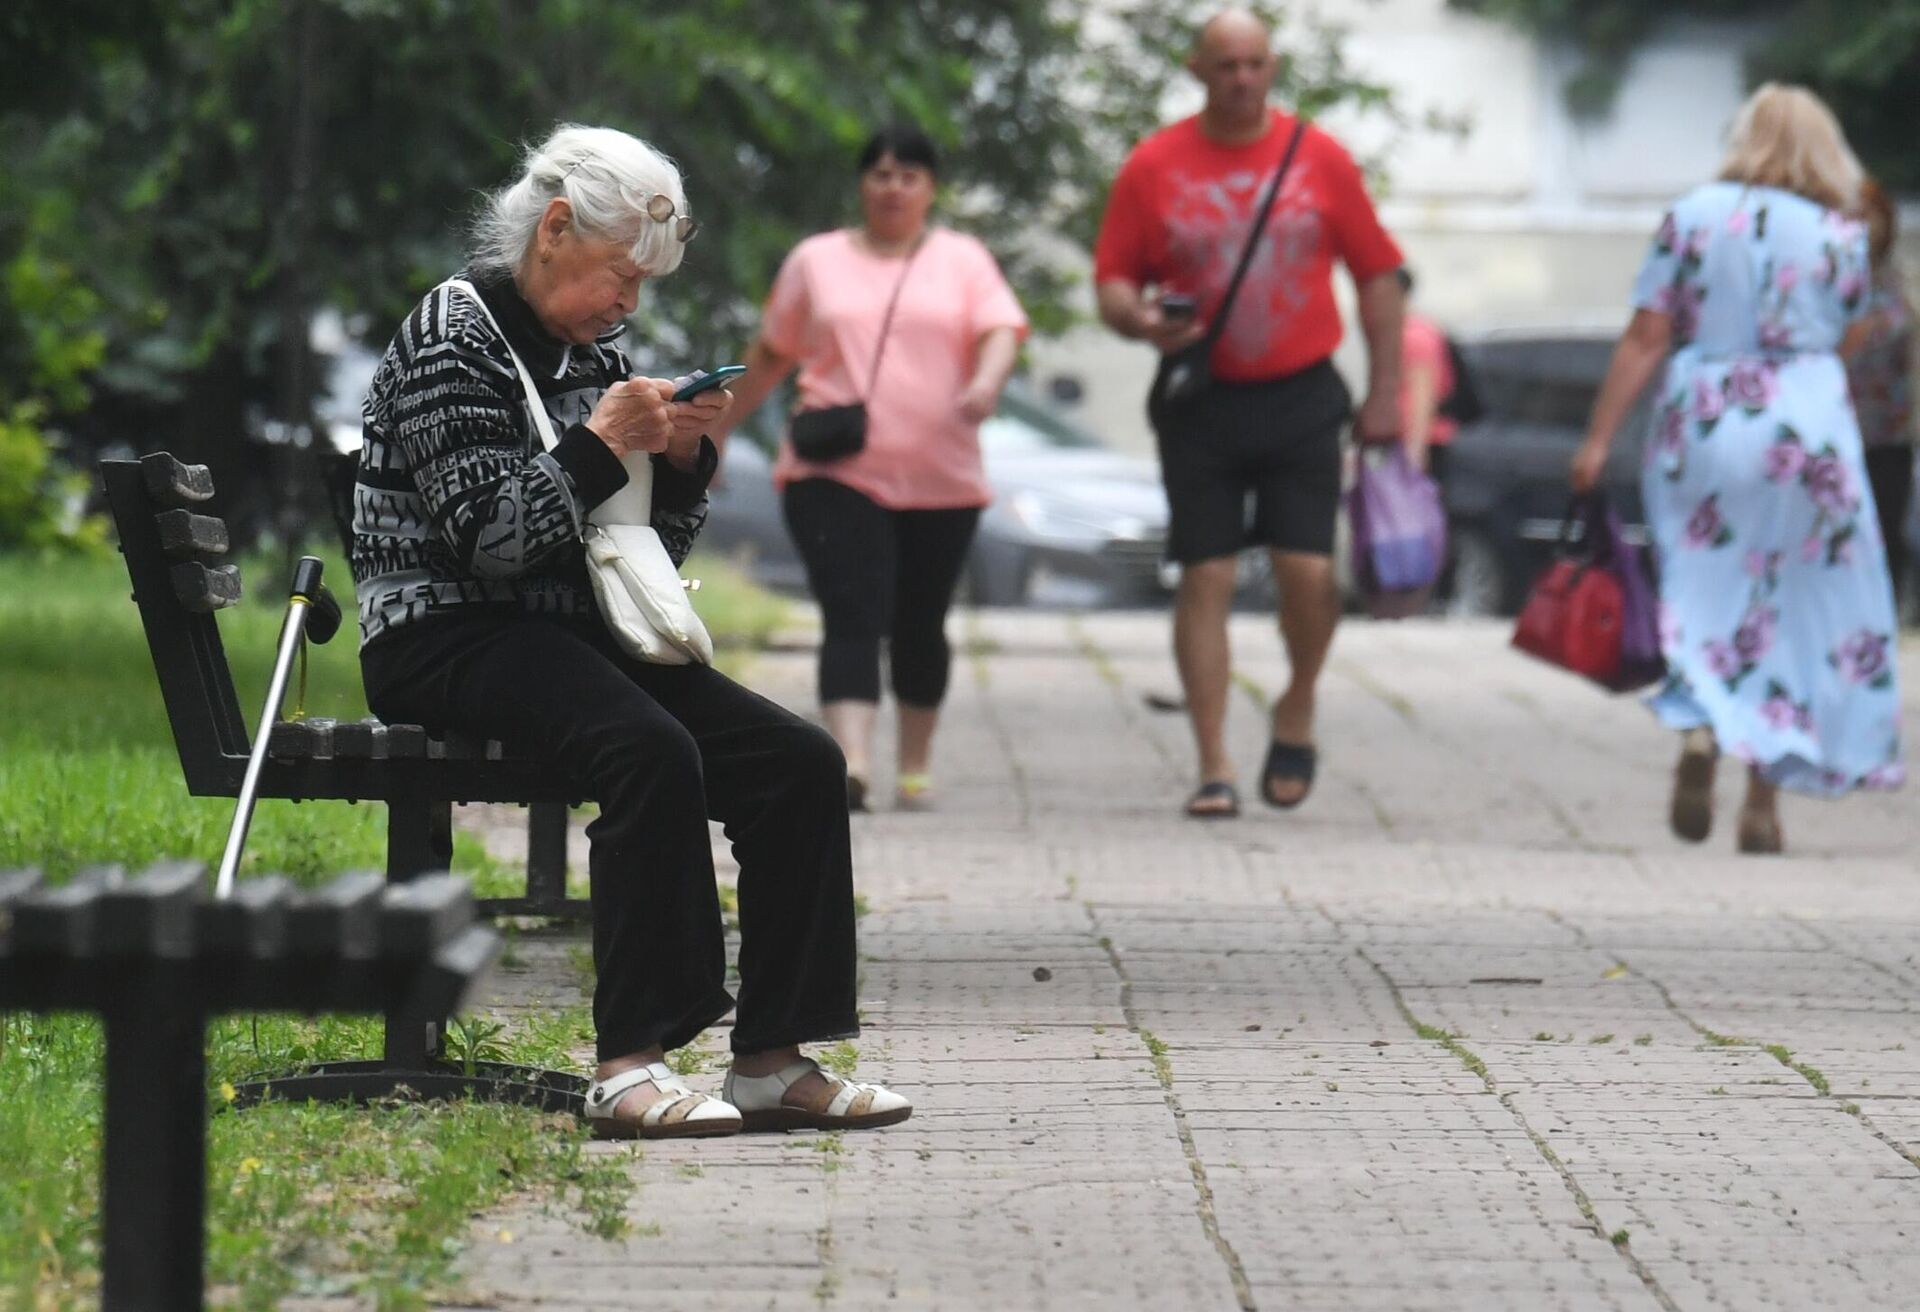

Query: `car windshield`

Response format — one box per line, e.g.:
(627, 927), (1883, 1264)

(980, 389), (1103, 458)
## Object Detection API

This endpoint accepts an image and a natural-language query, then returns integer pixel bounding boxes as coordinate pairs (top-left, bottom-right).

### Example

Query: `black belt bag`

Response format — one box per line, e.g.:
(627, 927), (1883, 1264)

(789, 235), (923, 463)
(790, 403), (869, 462)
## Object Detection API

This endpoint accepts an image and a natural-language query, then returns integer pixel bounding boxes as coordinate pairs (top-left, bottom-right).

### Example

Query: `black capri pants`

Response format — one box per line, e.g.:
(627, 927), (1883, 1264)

(1149, 358), (1352, 563)
(362, 610), (859, 1060)
(782, 477), (981, 706)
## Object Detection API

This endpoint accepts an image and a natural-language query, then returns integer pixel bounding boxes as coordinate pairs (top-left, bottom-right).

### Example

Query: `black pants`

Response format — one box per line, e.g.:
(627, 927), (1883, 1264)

(781, 477), (981, 705)
(1865, 445), (1913, 597)
(362, 612), (858, 1060)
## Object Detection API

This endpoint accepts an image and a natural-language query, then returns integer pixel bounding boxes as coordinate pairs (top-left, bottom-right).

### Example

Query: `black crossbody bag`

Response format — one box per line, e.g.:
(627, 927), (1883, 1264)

(1152, 119), (1308, 411)
(789, 234), (924, 462)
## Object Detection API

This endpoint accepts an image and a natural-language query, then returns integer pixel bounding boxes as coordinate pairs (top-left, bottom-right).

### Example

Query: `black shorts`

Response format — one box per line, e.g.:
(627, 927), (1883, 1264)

(1149, 358), (1352, 563)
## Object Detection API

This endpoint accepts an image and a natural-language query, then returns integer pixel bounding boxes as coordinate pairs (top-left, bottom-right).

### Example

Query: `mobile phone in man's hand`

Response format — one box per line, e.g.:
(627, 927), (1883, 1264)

(1158, 293), (1197, 323)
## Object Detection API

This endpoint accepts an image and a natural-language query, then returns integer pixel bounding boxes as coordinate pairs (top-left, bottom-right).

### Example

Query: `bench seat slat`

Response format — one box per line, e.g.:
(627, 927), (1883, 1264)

(269, 719), (336, 760)
(0, 867), (44, 906)
(9, 868), (124, 958)
(333, 719), (385, 759)
(385, 724), (429, 758)
(95, 860), (205, 958)
(405, 924), (501, 1019)
(286, 871), (386, 958)
(379, 875), (476, 959)
(199, 875), (295, 958)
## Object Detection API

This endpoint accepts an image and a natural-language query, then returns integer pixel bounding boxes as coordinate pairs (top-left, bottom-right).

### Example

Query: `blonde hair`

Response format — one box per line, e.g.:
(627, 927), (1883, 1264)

(471, 124), (689, 279)
(1718, 83), (1864, 213)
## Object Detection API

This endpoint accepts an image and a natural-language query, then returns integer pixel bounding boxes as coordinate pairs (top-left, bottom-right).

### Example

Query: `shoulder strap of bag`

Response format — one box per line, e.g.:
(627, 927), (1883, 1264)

(1202, 119), (1308, 353)
(858, 232), (927, 402)
(442, 278), (560, 453)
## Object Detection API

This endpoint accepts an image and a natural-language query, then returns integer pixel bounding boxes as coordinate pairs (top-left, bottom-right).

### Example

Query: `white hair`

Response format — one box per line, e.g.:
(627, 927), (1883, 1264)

(471, 124), (689, 278)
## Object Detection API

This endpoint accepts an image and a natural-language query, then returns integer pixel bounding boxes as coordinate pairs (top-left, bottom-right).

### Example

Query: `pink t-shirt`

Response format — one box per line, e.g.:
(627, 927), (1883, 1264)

(764, 227), (1029, 509)
(1399, 313), (1458, 446)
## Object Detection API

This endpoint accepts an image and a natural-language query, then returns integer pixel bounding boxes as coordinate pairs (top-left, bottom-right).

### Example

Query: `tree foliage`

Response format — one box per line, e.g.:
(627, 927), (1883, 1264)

(1451, 0), (1920, 190)
(1, 0), (1401, 537)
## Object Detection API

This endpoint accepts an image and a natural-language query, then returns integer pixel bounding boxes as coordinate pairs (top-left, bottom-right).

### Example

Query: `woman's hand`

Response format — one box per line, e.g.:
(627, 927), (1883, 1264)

(587, 379), (674, 456)
(664, 383), (734, 470)
(667, 383), (734, 437)
(956, 379), (1000, 423)
(1569, 437), (1610, 494)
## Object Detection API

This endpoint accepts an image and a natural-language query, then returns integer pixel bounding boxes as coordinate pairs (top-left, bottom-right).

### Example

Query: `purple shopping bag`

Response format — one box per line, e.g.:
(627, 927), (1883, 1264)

(1348, 448), (1447, 616)
(1581, 495), (1664, 692)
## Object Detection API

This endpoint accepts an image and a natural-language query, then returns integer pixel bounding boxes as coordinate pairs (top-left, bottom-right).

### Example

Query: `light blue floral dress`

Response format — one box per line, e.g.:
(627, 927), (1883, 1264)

(1635, 181), (1903, 796)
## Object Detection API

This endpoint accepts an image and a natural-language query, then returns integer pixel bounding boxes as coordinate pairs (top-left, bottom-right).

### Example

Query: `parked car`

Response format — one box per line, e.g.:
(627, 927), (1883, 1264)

(1439, 329), (1653, 615)
(697, 382), (1176, 608)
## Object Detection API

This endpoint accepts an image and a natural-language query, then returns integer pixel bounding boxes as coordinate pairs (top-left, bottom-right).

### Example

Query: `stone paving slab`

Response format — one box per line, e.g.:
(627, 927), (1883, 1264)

(447, 613), (1920, 1310)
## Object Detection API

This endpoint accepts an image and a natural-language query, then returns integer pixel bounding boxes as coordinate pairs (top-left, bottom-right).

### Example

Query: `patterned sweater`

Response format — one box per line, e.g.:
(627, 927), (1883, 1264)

(352, 271), (714, 647)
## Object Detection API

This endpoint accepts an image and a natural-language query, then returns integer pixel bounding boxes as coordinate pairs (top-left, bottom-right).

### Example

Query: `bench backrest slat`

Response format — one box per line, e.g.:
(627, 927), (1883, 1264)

(102, 460), (251, 789)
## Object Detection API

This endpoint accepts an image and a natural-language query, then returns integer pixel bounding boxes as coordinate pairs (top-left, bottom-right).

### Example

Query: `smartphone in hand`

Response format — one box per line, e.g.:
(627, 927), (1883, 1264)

(673, 364), (747, 400)
(1158, 293), (1197, 324)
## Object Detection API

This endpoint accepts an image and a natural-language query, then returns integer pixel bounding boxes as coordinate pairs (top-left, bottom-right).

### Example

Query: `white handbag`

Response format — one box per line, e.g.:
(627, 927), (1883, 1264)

(443, 279), (714, 666)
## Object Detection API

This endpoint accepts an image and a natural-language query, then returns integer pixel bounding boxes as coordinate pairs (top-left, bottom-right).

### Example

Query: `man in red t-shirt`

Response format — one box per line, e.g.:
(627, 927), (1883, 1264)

(1094, 7), (1404, 819)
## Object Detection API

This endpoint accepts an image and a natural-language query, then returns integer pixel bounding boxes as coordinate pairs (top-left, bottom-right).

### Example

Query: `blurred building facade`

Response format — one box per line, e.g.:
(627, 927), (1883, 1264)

(1028, 0), (1874, 450)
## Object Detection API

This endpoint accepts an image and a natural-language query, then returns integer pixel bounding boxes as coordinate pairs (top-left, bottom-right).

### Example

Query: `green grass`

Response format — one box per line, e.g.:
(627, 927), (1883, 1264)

(0, 544), (786, 1306)
(2, 1009), (631, 1310)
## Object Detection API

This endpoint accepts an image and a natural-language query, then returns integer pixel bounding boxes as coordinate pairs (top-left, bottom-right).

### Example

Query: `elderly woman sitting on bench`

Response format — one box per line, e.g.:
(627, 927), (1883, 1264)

(350, 123), (910, 1139)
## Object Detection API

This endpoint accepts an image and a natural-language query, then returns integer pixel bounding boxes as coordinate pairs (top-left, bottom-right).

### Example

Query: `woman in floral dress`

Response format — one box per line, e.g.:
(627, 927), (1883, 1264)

(1571, 84), (1904, 854)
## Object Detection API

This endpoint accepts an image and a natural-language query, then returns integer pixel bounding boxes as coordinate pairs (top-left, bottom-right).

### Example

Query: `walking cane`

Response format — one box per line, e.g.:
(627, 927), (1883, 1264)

(214, 555), (343, 899)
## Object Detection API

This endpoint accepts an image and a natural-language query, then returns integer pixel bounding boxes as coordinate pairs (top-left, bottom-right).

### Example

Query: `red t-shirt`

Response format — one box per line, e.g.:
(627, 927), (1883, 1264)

(1094, 110), (1404, 383)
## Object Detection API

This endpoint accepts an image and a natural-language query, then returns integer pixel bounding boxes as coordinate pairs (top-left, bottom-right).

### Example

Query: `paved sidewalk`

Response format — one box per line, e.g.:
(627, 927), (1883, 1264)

(455, 612), (1920, 1311)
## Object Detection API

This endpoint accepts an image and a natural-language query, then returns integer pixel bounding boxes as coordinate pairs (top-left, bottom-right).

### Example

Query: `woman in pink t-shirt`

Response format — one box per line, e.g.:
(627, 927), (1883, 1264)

(1394, 269), (1459, 478)
(716, 126), (1028, 811)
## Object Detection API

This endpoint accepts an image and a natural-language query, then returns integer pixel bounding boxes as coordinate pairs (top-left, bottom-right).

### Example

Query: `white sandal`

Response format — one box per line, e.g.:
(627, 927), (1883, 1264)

(723, 1057), (913, 1132)
(583, 1061), (742, 1140)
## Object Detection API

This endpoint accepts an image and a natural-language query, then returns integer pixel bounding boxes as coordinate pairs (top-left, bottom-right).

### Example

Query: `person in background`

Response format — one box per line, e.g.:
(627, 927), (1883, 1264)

(1570, 85), (1903, 856)
(1395, 266), (1460, 481)
(1845, 177), (1915, 598)
(1093, 7), (1404, 819)
(715, 125), (1028, 813)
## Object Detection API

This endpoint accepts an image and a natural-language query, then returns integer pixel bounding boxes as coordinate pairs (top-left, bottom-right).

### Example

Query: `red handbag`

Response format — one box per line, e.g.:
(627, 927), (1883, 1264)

(1511, 559), (1624, 685)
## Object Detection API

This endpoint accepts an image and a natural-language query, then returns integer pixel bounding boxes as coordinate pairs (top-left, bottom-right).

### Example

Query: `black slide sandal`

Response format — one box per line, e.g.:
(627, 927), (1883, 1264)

(1184, 781), (1240, 819)
(1261, 742), (1318, 810)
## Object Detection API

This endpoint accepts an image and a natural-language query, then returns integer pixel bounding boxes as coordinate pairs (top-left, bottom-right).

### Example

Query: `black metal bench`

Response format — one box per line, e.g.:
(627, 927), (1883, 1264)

(0, 861), (519, 1309)
(102, 452), (586, 923)
(100, 452), (592, 1095)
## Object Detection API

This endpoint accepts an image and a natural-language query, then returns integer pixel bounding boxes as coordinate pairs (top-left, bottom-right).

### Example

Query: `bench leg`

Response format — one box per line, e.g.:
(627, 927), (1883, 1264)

(474, 802), (592, 921)
(102, 976), (206, 1309)
(526, 802), (569, 904)
(385, 798), (454, 1066)
(387, 797), (453, 883)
